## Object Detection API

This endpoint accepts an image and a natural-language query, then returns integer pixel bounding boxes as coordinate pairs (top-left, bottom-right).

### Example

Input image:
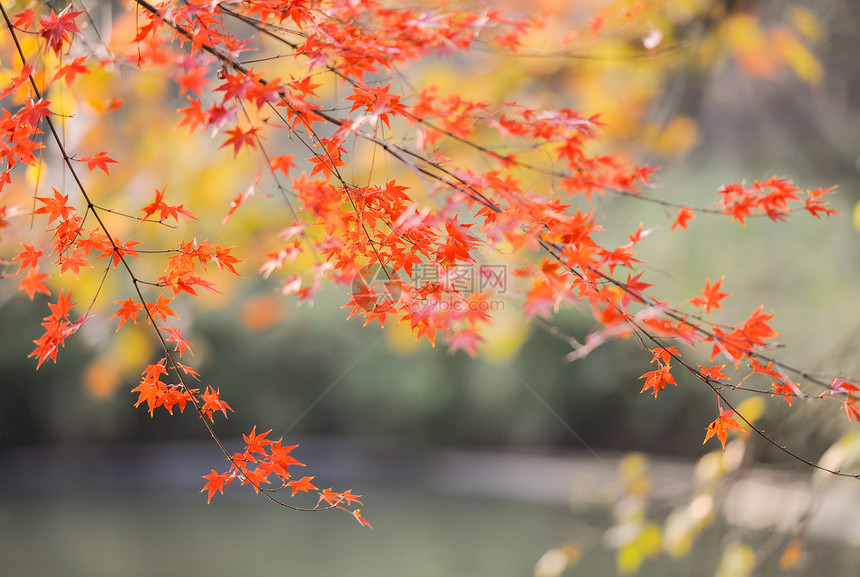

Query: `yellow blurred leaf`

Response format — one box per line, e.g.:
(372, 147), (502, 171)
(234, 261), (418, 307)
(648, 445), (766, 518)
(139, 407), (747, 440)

(386, 319), (421, 355)
(663, 505), (695, 558)
(720, 12), (765, 53)
(815, 431), (860, 484)
(618, 452), (651, 496)
(771, 28), (822, 84)
(693, 450), (723, 485)
(719, 13), (781, 78)
(734, 396), (765, 424)
(112, 327), (156, 373)
(788, 6), (823, 42)
(715, 542), (755, 577)
(650, 115), (698, 157)
(480, 306), (529, 361)
(616, 521), (661, 574)
(25, 158), (47, 188)
(47, 85), (77, 119)
(616, 544), (642, 575)
(852, 200), (860, 233)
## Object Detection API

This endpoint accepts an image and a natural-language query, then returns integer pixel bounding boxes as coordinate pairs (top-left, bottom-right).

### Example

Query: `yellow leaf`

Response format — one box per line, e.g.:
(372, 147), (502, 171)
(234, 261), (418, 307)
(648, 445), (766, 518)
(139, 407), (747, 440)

(788, 6), (823, 42)
(386, 319), (421, 355)
(771, 29), (822, 84)
(734, 396), (765, 425)
(815, 431), (860, 484)
(650, 115), (699, 157)
(25, 158), (47, 188)
(480, 305), (529, 361)
(616, 522), (661, 574)
(618, 452), (651, 496)
(112, 327), (156, 372)
(719, 12), (765, 53)
(46, 85), (77, 118)
(715, 542), (755, 577)
(852, 200), (860, 233)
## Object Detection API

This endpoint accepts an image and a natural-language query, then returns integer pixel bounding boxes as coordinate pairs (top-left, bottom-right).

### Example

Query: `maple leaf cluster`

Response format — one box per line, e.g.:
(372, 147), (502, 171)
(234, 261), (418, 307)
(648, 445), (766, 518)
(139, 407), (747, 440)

(0, 0), (853, 524)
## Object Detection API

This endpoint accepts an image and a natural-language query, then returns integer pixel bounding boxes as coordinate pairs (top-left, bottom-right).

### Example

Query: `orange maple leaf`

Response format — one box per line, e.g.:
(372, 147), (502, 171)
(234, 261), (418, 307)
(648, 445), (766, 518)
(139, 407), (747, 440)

(146, 294), (177, 323)
(201, 469), (232, 504)
(842, 395), (860, 423)
(200, 387), (233, 422)
(703, 409), (744, 450)
(698, 364), (728, 382)
(242, 426), (274, 455)
(19, 266), (51, 299)
(286, 475), (317, 496)
(220, 125), (261, 157)
(319, 487), (342, 506)
(649, 345), (680, 365)
(671, 206), (694, 232)
(639, 365), (676, 398)
(689, 277), (731, 315)
(110, 298), (143, 331)
(78, 151), (118, 174)
(351, 508), (373, 529)
(34, 188), (74, 224)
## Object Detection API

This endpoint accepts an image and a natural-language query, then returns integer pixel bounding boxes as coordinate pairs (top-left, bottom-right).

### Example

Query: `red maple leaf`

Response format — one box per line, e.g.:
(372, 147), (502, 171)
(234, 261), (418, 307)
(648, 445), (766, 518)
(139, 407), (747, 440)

(286, 475), (317, 496)
(351, 508), (373, 529)
(340, 489), (362, 506)
(242, 426), (274, 456)
(176, 98), (208, 134)
(842, 395), (860, 423)
(649, 345), (680, 366)
(96, 238), (142, 268)
(38, 7), (84, 54)
(78, 151), (118, 174)
(741, 306), (778, 345)
(689, 277), (731, 315)
(639, 365), (676, 398)
(146, 294), (177, 323)
(34, 188), (74, 224)
(162, 324), (194, 357)
(140, 186), (194, 224)
(770, 380), (802, 406)
(57, 249), (91, 278)
(110, 298), (144, 331)
(19, 266), (51, 299)
(14, 244), (44, 272)
(201, 470), (232, 504)
(318, 488), (343, 506)
(698, 364), (728, 382)
(220, 126), (261, 157)
(12, 9), (35, 30)
(200, 387), (233, 422)
(703, 409), (744, 450)
(671, 206), (694, 232)
(47, 290), (75, 321)
(54, 56), (89, 86)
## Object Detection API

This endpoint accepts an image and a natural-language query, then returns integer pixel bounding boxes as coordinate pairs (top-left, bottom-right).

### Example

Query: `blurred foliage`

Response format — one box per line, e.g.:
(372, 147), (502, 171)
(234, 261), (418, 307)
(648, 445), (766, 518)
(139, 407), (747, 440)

(535, 406), (860, 576)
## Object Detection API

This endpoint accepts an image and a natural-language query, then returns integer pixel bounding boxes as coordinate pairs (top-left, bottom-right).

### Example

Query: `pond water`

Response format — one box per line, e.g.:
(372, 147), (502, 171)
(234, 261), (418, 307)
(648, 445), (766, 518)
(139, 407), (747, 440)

(1, 441), (859, 577)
